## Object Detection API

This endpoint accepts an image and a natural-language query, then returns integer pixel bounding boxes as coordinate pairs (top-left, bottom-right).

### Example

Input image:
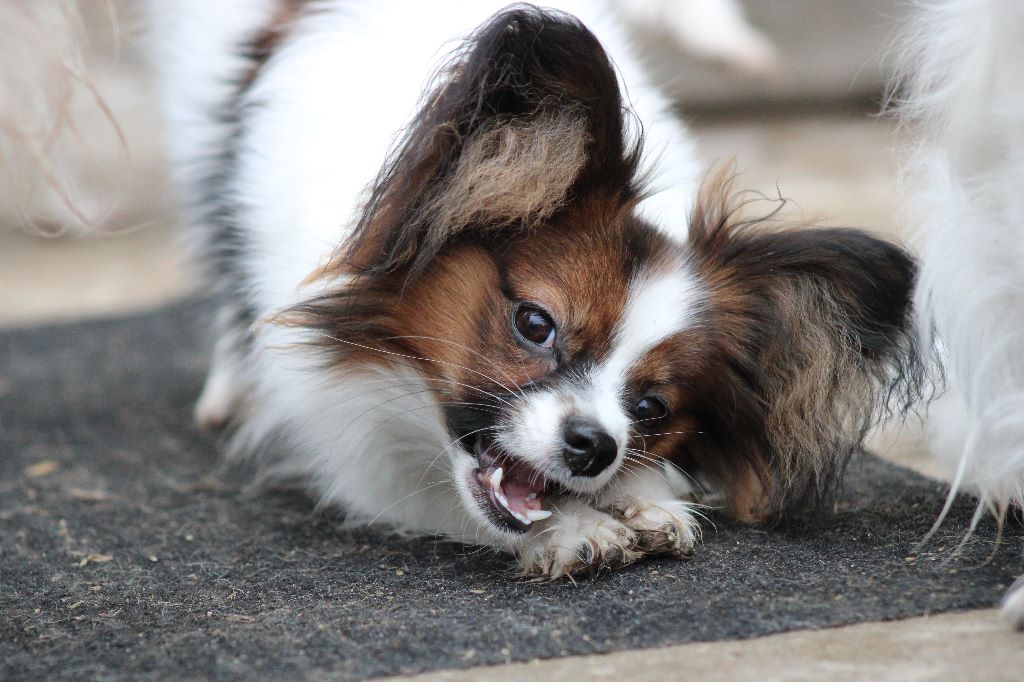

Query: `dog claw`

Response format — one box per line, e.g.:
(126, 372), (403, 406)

(608, 499), (700, 559)
(519, 505), (641, 579)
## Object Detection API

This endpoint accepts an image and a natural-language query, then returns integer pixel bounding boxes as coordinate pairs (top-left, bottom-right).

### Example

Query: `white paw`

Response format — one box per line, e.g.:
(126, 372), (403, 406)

(194, 365), (242, 430)
(519, 502), (642, 579)
(605, 498), (699, 558)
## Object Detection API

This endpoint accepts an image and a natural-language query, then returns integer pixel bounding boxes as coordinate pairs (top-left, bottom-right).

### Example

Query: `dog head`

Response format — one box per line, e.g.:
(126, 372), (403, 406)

(289, 8), (922, 538)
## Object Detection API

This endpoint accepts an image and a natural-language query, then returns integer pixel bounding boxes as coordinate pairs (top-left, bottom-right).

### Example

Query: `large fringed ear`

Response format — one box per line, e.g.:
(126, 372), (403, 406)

(685, 170), (925, 521)
(341, 7), (644, 280)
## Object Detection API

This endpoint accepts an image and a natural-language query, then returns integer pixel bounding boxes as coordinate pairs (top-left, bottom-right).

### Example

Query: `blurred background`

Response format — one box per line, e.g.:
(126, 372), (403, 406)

(0, 0), (913, 326)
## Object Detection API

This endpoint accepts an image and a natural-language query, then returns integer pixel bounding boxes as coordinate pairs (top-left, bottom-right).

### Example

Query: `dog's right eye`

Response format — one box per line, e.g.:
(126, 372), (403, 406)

(513, 304), (556, 349)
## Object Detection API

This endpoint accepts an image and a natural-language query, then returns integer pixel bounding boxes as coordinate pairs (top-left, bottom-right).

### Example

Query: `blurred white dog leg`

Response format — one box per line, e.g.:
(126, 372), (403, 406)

(612, 0), (778, 75)
(892, 0), (1024, 627)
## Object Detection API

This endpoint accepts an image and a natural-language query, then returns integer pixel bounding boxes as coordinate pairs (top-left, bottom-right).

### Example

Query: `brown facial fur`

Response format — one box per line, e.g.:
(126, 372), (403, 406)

(292, 201), (674, 400)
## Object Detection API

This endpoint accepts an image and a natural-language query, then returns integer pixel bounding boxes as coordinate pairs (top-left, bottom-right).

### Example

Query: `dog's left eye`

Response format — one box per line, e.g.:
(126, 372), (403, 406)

(513, 304), (556, 348)
(633, 396), (669, 424)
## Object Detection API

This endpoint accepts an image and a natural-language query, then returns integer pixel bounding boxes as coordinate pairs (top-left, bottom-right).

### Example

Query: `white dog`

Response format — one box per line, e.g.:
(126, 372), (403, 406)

(890, 0), (1024, 626)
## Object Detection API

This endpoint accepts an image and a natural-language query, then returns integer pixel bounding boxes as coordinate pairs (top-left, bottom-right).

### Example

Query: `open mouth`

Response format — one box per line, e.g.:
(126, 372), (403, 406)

(472, 434), (552, 533)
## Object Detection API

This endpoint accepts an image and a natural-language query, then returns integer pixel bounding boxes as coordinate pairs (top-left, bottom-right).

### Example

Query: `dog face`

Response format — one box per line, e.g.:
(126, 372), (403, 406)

(289, 8), (921, 538)
(388, 207), (707, 532)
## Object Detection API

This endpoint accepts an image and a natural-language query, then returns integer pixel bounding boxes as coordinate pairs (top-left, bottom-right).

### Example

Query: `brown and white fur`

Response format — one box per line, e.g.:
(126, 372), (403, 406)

(144, 1), (922, 577)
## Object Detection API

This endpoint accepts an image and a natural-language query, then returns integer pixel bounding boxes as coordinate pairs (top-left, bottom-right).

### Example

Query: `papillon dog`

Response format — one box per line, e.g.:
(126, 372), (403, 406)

(143, 0), (921, 577)
(890, 0), (1024, 626)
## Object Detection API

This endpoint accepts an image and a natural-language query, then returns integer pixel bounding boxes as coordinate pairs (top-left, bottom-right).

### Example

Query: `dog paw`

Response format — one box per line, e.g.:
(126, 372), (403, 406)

(519, 503), (642, 579)
(1001, 578), (1024, 630)
(194, 360), (246, 430)
(606, 498), (699, 558)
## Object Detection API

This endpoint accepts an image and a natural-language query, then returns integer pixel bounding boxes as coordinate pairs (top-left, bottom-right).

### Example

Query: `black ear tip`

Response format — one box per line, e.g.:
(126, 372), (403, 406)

(850, 229), (916, 273)
(700, 223), (919, 353)
(822, 230), (918, 356)
(477, 6), (586, 46)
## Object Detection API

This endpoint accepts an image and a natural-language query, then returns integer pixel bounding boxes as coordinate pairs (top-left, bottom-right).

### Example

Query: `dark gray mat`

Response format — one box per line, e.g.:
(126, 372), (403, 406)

(2, 301), (1021, 680)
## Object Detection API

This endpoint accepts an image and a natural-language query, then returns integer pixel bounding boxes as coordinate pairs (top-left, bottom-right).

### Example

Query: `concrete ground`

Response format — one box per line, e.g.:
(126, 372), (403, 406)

(3, 113), (1020, 678)
(389, 610), (1022, 682)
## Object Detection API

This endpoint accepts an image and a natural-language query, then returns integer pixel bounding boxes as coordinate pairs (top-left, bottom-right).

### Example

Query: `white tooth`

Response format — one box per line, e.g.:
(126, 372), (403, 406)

(525, 492), (538, 501)
(496, 492), (531, 526)
(488, 468), (541, 526)
(525, 509), (552, 522)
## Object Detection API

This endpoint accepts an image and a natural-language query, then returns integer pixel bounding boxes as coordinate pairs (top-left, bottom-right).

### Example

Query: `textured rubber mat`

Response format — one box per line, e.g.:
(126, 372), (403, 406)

(2, 301), (1021, 680)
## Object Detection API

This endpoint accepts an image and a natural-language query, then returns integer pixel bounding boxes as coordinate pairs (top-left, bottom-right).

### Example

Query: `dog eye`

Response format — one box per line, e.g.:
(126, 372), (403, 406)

(633, 396), (668, 423)
(513, 304), (556, 348)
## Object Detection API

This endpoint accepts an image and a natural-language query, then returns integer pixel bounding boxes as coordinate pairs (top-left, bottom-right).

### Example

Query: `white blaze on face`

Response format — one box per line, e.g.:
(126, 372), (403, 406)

(581, 262), (705, 458)
(501, 390), (566, 472)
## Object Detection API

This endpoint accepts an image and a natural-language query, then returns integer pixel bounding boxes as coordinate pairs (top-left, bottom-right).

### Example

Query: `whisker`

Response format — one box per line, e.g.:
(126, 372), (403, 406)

(644, 430), (704, 438)
(366, 480), (451, 526)
(527, 525), (560, 541)
(413, 425), (499, 491)
(617, 462), (656, 482)
(623, 424), (710, 497)
(313, 331), (518, 409)
(385, 334), (528, 401)
(306, 377), (501, 425)
(628, 416), (669, 425)
(331, 401), (500, 474)
(274, 348), (517, 448)
(432, 495), (464, 538)
(620, 458), (660, 476)
(622, 450), (663, 466)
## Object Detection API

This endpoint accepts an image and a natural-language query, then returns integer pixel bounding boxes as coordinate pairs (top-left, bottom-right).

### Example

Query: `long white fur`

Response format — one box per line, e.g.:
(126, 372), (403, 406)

(140, 0), (762, 571)
(891, 0), (1024, 625)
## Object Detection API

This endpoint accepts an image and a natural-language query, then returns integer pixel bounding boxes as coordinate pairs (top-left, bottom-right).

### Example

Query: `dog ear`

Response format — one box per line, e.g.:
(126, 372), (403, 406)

(342, 7), (642, 279)
(685, 172), (924, 521)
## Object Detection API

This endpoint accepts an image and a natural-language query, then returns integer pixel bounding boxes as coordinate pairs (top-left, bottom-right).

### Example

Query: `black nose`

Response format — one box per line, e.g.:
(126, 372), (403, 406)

(562, 417), (617, 477)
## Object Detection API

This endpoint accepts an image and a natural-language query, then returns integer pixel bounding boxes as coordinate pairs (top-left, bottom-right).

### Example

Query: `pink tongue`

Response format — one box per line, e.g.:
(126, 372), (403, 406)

(500, 465), (544, 512)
